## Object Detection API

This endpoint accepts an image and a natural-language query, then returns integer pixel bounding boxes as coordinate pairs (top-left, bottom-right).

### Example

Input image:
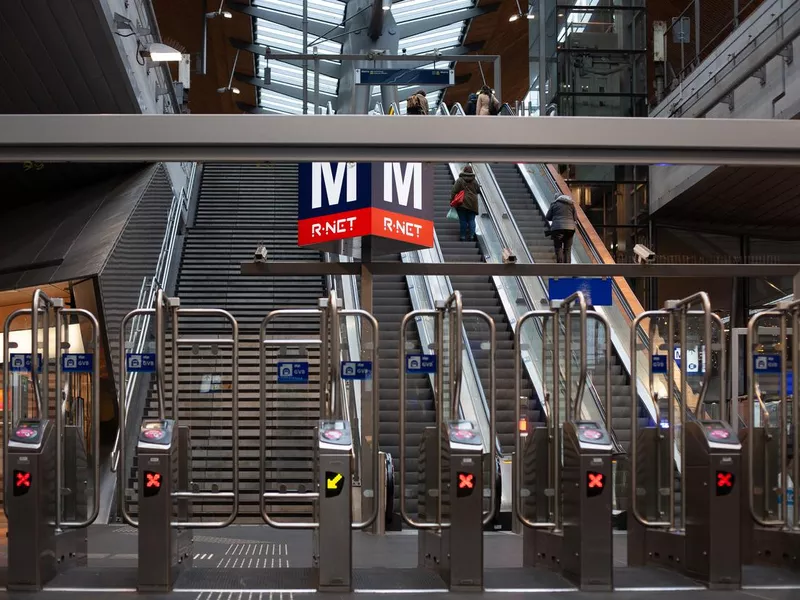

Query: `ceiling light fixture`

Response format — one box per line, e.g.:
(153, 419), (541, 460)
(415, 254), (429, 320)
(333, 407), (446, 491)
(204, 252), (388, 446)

(217, 86), (241, 95)
(141, 42), (183, 62)
(206, 0), (232, 19)
(382, 0), (392, 10)
(509, 0), (525, 22)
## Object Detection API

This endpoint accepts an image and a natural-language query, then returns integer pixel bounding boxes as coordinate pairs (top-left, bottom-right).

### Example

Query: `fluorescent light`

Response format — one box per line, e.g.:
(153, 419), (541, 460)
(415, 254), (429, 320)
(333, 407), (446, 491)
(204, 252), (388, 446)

(143, 43), (182, 62)
(509, 13), (519, 21)
(527, 12), (535, 18)
(217, 86), (240, 95)
(206, 10), (232, 18)
(382, 0), (392, 10)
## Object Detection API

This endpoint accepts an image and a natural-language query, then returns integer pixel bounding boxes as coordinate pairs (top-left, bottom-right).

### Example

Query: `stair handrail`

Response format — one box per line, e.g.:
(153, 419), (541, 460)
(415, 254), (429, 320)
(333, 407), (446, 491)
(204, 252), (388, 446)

(110, 162), (198, 474)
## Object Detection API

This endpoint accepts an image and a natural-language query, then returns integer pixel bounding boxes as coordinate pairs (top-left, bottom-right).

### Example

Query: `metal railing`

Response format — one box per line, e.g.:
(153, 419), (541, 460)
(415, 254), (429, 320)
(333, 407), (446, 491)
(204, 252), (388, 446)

(111, 161), (198, 473)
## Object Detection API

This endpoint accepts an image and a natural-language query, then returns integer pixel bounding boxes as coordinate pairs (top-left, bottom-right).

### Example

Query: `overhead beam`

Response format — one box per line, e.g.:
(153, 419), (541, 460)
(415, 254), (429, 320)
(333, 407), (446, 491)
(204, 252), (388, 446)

(239, 261), (800, 278)
(228, 2), (344, 41)
(396, 5), (500, 39)
(0, 115), (799, 164)
(229, 37), (341, 79)
(368, 0), (384, 41)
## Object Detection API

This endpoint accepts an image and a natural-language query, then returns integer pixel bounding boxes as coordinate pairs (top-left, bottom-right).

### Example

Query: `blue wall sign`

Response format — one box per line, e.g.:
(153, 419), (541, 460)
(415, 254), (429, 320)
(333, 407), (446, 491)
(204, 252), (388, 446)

(651, 355), (668, 374)
(788, 370), (794, 392)
(406, 354), (437, 374)
(341, 361), (373, 381)
(126, 353), (156, 373)
(753, 354), (781, 374)
(9, 353), (42, 373)
(355, 68), (455, 86)
(548, 278), (612, 306)
(674, 346), (704, 375)
(62, 353), (93, 373)
(277, 362), (310, 384)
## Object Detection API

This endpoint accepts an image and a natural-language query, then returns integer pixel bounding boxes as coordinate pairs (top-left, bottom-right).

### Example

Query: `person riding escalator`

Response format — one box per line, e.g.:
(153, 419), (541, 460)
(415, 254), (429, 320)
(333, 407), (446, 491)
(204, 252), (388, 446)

(449, 165), (481, 242)
(545, 193), (576, 264)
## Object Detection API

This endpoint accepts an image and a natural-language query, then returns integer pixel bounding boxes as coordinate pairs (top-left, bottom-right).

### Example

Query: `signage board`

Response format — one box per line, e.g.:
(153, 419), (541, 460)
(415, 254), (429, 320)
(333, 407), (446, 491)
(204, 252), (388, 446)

(297, 162), (434, 256)
(355, 68), (455, 86)
(548, 278), (613, 306)
(406, 354), (437, 374)
(62, 353), (93, 373)
(341, 361), (372, 380)
(753, 354), (781, 374)
(126, 353), (156, 373)
(651, 354), (668, 374)
(277, 362), (310, 384)
(9, 353), (43, 373)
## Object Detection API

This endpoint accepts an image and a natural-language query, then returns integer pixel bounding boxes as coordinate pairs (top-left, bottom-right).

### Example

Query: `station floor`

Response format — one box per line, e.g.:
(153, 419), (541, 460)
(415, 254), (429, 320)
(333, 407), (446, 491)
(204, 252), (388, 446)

(0, 526), (798, 598)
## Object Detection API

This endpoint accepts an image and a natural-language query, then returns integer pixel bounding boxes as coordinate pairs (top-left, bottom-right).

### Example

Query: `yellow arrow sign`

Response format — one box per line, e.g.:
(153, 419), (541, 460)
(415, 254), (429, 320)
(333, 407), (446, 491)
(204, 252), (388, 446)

(327, 473), (343, 489)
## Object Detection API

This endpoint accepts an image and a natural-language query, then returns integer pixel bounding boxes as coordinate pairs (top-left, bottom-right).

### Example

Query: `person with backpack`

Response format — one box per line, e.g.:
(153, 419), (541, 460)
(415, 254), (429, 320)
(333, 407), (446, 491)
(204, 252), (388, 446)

(449, 165), (481, 242)
(545, 193), (577, 263)
(476, 85), (501, 115)
(406, 89), (429, 115)
(465, 92), (478, 115)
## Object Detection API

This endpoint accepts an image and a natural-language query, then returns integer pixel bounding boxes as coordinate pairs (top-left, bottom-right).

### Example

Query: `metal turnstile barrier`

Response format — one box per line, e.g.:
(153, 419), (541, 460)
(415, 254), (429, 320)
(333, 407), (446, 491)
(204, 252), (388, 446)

(515, 292), (615, 591)
(741, 300), (800, 570)
(117, 289), (240, 592)
(628, 292), (741, 589)
(259, 290), (380, 592)
(399, 291), (497, 591)
(3, 289), (101, 590)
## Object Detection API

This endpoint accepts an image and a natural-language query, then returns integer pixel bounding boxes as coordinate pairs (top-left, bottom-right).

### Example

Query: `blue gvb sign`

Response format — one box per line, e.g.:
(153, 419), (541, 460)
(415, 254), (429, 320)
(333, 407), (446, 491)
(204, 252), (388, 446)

(651, 355), (668, 374)
(277, 362), (309, 384)
(62, 354), (93, 373)
(126, 353), (156, 373)
(341, 361), (372, 381)
(9, 354), (43, 373)
(406, 354), (437, 374)
(753, 354), (781, 374)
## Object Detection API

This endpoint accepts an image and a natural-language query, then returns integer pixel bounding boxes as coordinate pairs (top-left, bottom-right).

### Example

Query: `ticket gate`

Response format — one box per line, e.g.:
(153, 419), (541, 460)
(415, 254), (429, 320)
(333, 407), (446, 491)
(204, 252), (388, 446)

(398, 291), (497, 591)
(515, 292), (616, 591)
(117, 290), (240, 592)
(259, 290), (380, 591)
(3, 289), (101, 590)
(741, 301), (800, 571)
(628, 292), (741, 589)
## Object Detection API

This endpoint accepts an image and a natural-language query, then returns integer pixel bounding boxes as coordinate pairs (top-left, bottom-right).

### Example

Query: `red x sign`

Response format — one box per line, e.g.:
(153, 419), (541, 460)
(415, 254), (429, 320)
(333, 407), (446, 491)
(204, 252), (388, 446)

(458, 473), (474, 489)
(146, 472), (161, 488)
(588, 473), (604, 488)
(717, 472), (732, 487)
(15, 472), (30, 488)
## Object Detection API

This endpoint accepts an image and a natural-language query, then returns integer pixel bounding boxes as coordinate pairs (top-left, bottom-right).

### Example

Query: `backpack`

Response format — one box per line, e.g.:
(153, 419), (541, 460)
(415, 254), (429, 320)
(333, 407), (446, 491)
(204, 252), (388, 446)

(406, 94), (421, 113)
(489, 96), (501, 115)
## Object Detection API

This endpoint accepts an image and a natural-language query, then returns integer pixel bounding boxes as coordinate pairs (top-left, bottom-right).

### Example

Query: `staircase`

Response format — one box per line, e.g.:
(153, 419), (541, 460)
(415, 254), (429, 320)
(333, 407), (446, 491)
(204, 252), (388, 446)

(433, 164), (534, 452)
(373, 256), (436, 515)
(127, 163), (325, 522)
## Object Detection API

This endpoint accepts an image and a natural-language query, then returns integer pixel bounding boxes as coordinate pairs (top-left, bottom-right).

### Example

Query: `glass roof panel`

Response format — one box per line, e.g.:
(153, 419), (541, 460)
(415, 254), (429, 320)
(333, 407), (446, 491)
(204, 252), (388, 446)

(255, 22), (343, 55)
(391, 0), (473, 23)
(399, 23), (464, 54)
(257, 61), (339, 94)
(254, 0), (345, 24)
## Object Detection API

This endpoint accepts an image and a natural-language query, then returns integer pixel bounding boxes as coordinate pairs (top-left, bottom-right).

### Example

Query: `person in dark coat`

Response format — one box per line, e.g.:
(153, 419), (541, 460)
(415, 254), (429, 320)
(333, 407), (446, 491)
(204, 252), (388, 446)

(450, 165), (481, 241)
(545, 193), (576, 263)
(465, 92), (478, 115)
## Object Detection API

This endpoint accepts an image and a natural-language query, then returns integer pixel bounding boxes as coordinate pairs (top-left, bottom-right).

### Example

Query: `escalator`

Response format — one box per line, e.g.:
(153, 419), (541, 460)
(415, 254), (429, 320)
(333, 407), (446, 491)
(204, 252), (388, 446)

(127, 163), (325, 521)
(433, 164), (535, 452)
(372, 255), (436, 516)
(491, 162), (643, 453)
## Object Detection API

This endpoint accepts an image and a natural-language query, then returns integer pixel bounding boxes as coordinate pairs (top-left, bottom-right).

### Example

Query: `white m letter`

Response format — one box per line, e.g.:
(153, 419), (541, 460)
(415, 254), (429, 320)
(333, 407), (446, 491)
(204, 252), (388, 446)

(384, 163), (422, 210)
(312, 162), (358, 209)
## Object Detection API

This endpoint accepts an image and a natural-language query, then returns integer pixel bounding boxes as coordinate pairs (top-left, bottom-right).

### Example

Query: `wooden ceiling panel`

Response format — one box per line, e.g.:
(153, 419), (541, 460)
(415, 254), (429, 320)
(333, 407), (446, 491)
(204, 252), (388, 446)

(153, 0), (257, 114)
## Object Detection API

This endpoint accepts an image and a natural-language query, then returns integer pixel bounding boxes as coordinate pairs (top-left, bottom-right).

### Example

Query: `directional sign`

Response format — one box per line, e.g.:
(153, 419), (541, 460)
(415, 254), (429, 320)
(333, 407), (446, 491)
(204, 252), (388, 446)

(126, 353), (156, 373)
(341, 361), (372, 381)
(277, 362), (309, 384)
(355, 68), (455, 86)
(9, 353), (43, 373)
(548, 278), (612, 306)
(62, 353), (93, 373)
(651, 355), (668, 374)
(406, 354), (437, 374)
(674, 346), (704, 375)
(325, 471), (344, 498)
(754, 354), (781, 374)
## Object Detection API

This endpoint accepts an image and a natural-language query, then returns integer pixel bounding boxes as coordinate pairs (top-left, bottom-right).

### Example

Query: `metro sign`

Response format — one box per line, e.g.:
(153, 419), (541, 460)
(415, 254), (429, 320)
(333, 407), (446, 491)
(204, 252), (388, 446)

(298, 162), (434, 255)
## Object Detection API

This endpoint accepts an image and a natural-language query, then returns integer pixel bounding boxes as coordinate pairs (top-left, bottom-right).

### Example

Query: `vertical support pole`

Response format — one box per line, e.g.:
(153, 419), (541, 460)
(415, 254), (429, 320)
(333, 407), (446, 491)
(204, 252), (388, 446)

(539, 0), (547, 115)
(314, 53), (321, 115)
(302, 0), (309, 114)
(493, 57), (502, 101)
(733, 0), (739, 28)
(54, 305), (62, 532)
(694, 0), (701, 62)
(201, 0), (208, 76)
(360, 237), (376, 532)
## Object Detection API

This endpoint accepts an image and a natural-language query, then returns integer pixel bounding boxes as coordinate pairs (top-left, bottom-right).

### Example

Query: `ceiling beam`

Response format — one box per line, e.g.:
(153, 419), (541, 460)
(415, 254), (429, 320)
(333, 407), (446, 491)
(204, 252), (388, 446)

(228, 2), (344, 40)
(1, 115), (798, 165)
(230, 37), (341, 79)
(396, 5), (500, 39)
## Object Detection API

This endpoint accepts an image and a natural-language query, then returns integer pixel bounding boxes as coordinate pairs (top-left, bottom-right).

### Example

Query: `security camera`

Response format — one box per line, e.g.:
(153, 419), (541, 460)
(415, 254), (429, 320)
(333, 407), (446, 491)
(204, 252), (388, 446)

(502, 248), (517, 264)
(633, 244), (655, 264)
(254, 243), (268, 263)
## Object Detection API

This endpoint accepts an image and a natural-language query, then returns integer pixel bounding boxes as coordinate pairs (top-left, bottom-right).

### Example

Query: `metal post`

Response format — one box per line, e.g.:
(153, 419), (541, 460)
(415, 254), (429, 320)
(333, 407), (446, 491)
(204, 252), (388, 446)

(780, 312), (789, 525)
(302, 0), (309, 114)
(694, 0), (701, 62)
(314, 52), (321, 115)
(679, 307), (688, 531)
(201, 0), (208, 76)
(667, 310), (676, 530)
(552, 309), (561, 531)
(493, 56), (502, 102)
(54, 304), (62, 532)
(539, 0), (547, 114)
(360, 237), (376, 532)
